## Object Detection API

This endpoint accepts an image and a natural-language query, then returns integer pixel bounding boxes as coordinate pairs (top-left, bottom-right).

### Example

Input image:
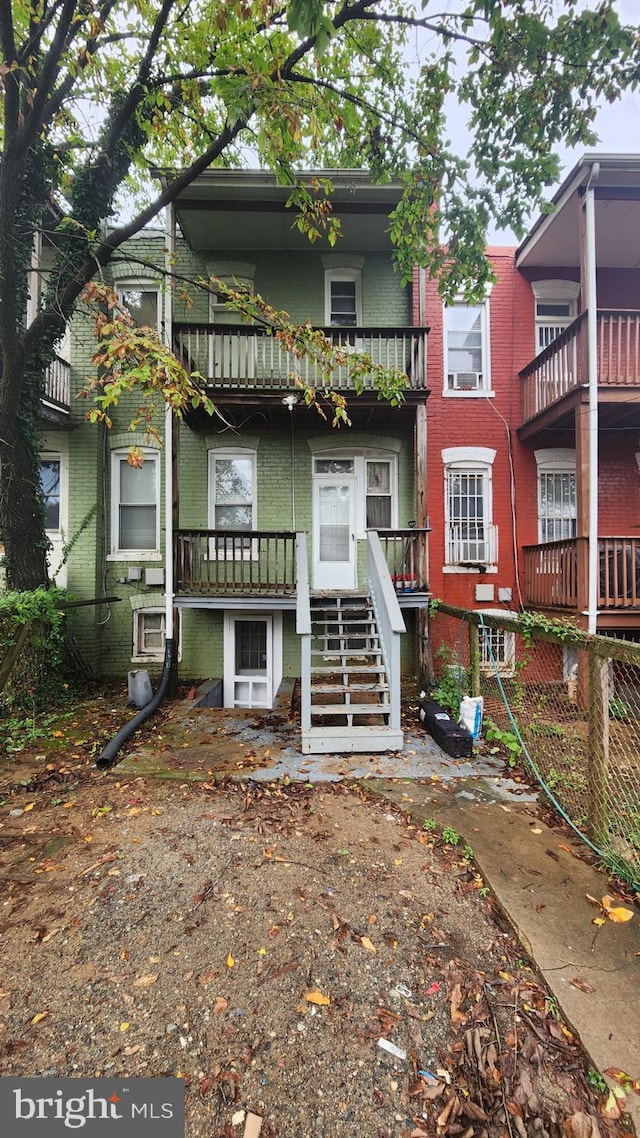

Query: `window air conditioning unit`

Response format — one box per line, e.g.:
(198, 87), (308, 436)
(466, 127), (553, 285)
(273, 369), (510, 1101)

(449, 371), (482, 390)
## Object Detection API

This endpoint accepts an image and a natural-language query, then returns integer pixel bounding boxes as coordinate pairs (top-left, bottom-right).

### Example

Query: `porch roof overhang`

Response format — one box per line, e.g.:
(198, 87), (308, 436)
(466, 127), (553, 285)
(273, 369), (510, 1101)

(183, 386), (429, 431)
(516, 154), (640, 271)
(157, 168), (404, 253)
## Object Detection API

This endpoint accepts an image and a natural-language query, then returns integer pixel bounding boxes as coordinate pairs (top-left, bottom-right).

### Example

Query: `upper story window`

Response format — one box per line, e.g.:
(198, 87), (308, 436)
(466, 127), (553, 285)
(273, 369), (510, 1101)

(444, 299), (490, 394)
(325, 269), (362, 327)
(40, 458), (61, 531)
(531, 280), (580, 353)
(116, 281), (161, 331)
(111, 449), (160, 555)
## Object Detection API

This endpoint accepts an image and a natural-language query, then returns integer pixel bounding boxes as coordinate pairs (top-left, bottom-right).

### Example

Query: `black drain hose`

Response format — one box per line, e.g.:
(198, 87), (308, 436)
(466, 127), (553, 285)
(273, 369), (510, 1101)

(96, 638), (176, 769)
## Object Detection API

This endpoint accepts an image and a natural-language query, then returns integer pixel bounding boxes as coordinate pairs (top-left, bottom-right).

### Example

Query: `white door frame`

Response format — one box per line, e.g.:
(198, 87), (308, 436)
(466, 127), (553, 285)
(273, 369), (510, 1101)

(312, 475), (357, 591)
(223, 611), (282, 709)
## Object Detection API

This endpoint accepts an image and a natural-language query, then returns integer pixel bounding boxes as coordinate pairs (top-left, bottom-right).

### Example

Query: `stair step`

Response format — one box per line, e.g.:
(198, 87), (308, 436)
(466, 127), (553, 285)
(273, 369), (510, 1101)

(311, 663), (386, 672)
(309, 701), (389, 710)
(311, 682), (390, 694)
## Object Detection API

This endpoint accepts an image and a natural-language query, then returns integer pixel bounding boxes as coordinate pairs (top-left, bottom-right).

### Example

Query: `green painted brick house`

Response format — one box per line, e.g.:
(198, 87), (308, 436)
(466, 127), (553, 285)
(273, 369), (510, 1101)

(41, 171), (430, 754)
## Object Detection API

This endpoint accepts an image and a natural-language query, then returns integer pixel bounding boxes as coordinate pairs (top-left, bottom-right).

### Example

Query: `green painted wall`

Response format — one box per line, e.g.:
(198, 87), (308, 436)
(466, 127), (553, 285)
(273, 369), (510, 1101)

(59, 230), (420, 681)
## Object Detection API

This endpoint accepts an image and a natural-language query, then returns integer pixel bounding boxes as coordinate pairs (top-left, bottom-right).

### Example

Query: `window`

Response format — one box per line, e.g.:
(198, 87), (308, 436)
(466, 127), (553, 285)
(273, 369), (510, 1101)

(444, 300), (490, 393)
(312, 452), (397, 536)
(443, 448), (497, 568)
(111, 450), (160, 555)
(366, 460), (392, 528)
(535, 449), (576, 543)
(532, 280), (579, 354)
(480, 624), (515, 677)
(325, 269), (361, 327)
(133, 608), (180, 663)
(208, 451), (256, 555)
(117, 282), (161, 330)
(40, 458), (61, 530)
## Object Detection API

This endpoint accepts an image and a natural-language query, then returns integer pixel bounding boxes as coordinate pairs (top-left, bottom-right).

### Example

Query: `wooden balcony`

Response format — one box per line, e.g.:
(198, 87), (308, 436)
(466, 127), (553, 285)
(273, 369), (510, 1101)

(524, 536), (640, 612)
(174, 527), (430, 598)
(173, 324), (428, 391)
(43, 352), (70, 410)
(520, 310), (640, 425)
(175, 530), (297, 596)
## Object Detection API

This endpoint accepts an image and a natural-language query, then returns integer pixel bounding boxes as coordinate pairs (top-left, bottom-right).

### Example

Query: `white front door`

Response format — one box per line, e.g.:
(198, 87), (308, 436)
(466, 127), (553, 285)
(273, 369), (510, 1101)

(224, 614), (273, 709)
(312, 475), (357, 590)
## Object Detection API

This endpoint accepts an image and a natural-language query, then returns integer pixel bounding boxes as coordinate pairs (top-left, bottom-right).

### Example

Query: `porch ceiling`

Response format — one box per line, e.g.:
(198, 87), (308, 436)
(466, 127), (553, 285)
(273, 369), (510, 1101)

(183, 389), (426, 431)
(517, 154), (640, 271)
(163, 169), (403, 254)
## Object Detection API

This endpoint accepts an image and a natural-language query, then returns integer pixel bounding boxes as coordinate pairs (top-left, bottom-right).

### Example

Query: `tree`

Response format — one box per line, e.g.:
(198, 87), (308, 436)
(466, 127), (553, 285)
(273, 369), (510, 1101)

(1, 0), (638, 589)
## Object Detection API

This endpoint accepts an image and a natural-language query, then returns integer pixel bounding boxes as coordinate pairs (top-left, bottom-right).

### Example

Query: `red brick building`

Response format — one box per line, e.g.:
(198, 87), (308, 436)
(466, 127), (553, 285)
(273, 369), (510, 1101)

(420, 154), (640, 672)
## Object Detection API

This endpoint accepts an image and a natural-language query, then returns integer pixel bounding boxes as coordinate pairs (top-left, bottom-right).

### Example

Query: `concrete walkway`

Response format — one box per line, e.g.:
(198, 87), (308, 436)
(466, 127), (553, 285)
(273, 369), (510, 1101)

(119, 702), (640, 1126)
(371, 777), (640, 1132)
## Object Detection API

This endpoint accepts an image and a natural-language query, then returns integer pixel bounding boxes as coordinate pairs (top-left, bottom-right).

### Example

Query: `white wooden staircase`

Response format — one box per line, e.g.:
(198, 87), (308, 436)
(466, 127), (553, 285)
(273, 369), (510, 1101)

(300, 595), (404, 754)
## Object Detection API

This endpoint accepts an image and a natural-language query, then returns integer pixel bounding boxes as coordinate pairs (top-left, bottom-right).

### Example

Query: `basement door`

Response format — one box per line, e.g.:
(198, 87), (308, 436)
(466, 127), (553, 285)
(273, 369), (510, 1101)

(312, 463), (357, 591)
(223, 613), (275, 709)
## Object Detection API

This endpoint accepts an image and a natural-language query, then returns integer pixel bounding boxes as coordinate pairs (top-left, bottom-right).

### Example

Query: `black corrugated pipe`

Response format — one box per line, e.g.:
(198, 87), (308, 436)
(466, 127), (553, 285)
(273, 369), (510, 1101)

(96, 638), (176, 769)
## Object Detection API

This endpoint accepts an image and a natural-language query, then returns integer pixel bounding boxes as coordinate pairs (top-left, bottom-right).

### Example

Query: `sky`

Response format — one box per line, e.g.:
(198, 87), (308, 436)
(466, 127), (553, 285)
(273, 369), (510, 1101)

(407, 0), (640, 241)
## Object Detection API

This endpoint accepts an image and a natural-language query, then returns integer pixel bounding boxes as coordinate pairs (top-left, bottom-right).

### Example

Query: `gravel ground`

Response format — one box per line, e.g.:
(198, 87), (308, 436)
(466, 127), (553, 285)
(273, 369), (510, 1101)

(0, 764), (627, 1138)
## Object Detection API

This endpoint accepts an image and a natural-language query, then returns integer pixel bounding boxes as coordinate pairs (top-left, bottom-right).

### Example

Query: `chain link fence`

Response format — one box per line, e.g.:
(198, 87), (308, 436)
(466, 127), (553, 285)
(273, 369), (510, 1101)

(428, 603), (640, 889)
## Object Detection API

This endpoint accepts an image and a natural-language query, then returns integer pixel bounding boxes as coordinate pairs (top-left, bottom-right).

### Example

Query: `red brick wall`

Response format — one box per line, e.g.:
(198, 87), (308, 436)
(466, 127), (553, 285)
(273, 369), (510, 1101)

(424, 249), (535, 613)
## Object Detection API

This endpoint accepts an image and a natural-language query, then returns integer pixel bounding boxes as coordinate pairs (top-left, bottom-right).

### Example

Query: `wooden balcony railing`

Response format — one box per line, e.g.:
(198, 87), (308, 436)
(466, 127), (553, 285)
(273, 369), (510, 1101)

(520, 310), (640, 424)
(175, 530), (297, 595)
(520, 313), (585, 422)
(44, 352), (70, 409)
(173, 324), (428, 390)
(524, 536), (640, 611)
(376, 528), (430, 592)
(524, 538), (579, 609)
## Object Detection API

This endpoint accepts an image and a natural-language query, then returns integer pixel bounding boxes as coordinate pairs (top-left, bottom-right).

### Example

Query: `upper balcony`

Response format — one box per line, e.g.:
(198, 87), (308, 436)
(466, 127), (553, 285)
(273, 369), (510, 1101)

(42, 351), (70, 421)
(520, 309), (640, 431)
(173, 323), (428, 393)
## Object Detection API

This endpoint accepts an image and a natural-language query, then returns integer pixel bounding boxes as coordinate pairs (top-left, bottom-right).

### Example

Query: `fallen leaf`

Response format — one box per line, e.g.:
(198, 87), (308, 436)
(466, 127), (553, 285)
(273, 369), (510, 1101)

(569, 977), (596, 994)
(225, 954), (235, 969)
(450, 983), (466, 1028)
(31, 1011), (50, 1025)
(563, 1111), (602, 1138)
(212, 996), (228, 1015)
(133, 973), (158, 988)
(360, 936), (376, 953)
(592, 917), (606, 927)
(601, 896), (634, 923)
(119, 1022), (130, 1032)
(23, 803), (35, 813)
(604, 1068), (640, 1095)
(531, 828), (543, 834)
(304, 988), (330, 1006)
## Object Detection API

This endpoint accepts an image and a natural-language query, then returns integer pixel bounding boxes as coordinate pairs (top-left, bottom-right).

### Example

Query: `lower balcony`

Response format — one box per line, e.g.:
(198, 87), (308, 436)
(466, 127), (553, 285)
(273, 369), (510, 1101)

(524, 536), (640, 619)
(174, 528), (429, 599)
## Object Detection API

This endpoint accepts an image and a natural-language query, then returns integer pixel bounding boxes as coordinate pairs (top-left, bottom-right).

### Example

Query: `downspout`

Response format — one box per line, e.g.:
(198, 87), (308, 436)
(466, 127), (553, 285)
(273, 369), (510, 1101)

(584, 163), (599, 635)
(96, 206), (177, 769)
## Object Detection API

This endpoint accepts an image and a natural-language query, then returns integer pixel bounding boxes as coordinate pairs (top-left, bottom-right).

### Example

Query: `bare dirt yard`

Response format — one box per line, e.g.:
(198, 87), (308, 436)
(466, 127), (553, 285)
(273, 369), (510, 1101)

(0, 688), (635, 1138)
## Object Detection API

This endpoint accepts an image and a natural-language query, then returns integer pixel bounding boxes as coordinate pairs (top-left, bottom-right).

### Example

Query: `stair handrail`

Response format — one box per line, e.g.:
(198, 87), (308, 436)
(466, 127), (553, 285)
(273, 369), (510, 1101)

(295, 532), (311, 734)
(367, 530), (406, 733)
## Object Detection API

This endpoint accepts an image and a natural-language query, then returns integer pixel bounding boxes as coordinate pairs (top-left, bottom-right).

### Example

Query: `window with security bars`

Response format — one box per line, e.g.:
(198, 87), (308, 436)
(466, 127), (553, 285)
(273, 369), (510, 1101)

(446, 467), (490, 564)
(480, 626), (515, 676)
(538, 471), (576, 542)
